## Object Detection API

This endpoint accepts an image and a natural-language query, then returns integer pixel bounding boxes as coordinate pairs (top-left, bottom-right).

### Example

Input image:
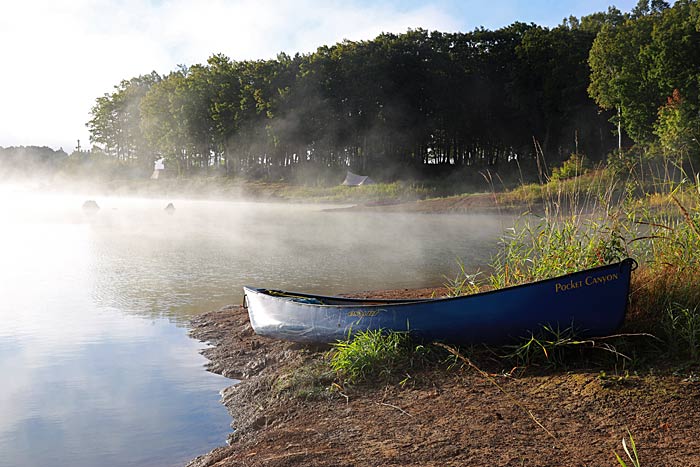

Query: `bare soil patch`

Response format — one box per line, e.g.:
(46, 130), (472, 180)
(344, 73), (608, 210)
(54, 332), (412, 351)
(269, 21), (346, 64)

(187, 290), (700, 467)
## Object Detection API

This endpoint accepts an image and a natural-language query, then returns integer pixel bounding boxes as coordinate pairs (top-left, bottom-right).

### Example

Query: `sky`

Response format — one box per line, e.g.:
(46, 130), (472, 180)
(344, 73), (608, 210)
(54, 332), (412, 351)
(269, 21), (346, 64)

(0, 0), (645, 152)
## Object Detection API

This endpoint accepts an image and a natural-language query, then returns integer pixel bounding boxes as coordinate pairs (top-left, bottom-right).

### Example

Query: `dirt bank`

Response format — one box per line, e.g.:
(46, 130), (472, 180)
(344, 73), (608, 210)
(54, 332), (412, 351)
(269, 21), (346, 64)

(187, 293), (700, 467)
(327, 193), (519, 214)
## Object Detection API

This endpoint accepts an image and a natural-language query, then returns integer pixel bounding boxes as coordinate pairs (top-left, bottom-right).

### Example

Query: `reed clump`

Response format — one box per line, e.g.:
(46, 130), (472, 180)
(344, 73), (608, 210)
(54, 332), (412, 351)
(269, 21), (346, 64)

(450, 155), (700, 364)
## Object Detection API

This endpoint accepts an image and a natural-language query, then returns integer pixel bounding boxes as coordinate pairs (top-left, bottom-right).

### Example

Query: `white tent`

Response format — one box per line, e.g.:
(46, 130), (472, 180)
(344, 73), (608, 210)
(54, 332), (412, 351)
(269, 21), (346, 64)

(151, 158), (165, 179)
(341, 170), (375, 186)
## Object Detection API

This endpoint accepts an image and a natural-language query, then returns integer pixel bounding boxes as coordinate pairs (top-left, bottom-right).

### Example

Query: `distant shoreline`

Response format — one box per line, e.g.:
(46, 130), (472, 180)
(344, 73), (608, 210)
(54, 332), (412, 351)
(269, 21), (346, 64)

(5, 176), (532, 214)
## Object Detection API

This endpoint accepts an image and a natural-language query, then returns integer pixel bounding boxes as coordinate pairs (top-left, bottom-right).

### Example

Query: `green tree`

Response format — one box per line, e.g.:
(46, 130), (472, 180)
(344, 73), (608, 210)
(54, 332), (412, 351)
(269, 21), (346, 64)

(140, 69), (190, 175)
(87, 72), (160, 168)
(588, 14), (662, 145)
(206, 53), (242, 174)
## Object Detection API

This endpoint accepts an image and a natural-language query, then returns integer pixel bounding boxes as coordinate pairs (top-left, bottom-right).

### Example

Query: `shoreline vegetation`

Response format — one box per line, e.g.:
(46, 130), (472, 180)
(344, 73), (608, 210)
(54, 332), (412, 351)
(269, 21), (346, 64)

(185, 159), (700, 466)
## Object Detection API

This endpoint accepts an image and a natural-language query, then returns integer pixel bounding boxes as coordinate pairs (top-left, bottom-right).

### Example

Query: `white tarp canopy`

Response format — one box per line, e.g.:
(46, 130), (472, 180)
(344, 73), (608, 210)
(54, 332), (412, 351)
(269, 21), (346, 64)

(341, 171), (375, 186)
(151, 158), (165, 179)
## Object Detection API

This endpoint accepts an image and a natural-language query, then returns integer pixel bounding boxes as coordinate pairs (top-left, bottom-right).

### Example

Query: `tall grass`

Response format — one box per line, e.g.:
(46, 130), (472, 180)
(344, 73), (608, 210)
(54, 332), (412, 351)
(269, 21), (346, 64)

(663, 304), (700, 359)
(489, 216), (628, 289)
(501, 166), (619, 214)
(444, 260), (482, 297)
(445, 154), (700, 362)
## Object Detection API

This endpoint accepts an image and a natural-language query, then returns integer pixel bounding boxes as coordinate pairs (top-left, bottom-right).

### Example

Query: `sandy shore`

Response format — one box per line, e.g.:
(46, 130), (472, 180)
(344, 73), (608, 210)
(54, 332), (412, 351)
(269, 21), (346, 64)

(186, 288), (700, 467)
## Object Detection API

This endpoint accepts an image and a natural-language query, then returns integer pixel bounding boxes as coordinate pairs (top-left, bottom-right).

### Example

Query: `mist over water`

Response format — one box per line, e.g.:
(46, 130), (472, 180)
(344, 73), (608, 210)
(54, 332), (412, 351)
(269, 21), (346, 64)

(0, 185), (512, 466)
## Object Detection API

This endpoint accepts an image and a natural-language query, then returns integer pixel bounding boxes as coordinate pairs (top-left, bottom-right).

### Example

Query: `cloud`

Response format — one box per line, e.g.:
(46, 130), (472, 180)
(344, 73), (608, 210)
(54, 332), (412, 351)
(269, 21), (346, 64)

(1, 0), (644, 152)
(0, 0), (459, 152)
(169, 0), (462, 63)
(0, 1), (168, 151)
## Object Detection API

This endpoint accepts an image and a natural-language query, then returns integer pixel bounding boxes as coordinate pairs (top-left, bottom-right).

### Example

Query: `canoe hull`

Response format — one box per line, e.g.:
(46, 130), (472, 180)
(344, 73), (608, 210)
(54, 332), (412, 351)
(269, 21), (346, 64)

(243, 259), (635, 344)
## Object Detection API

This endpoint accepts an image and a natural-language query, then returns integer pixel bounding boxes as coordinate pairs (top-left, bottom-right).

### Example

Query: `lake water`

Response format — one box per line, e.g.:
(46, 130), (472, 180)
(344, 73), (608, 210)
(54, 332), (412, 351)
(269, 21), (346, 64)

(0, 187), (512, 467)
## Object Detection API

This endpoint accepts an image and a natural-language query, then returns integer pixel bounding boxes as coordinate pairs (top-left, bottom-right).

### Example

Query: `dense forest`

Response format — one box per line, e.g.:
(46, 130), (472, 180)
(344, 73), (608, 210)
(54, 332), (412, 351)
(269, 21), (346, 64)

(3, 0), (699, 185)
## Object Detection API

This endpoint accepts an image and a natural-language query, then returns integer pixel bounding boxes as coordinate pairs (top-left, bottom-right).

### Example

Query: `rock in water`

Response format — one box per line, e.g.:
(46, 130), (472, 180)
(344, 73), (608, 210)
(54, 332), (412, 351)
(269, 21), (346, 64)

(82, 200), (100, 212)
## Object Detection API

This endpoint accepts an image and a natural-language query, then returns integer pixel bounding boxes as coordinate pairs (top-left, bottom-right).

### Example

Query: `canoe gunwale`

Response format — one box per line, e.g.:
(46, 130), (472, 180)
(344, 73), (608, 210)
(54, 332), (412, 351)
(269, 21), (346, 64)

(244, 258), (636, 309)
(243, 259), (635, 344)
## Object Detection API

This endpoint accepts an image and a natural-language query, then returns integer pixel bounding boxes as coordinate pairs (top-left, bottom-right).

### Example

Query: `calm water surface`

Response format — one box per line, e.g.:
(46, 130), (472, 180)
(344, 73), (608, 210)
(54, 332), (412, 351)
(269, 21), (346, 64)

(0, 187), (512, 467)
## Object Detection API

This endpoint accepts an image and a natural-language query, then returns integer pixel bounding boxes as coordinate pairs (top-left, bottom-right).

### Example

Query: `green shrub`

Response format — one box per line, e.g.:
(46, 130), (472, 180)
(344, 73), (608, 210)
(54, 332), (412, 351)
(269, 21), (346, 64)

(550, 153), (590, 181)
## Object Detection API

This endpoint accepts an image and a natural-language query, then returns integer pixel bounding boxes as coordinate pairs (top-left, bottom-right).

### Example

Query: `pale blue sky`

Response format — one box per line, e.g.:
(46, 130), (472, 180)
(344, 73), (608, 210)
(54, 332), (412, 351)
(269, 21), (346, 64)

(0, 0), (652, 151)
(364, 0), (645, 31)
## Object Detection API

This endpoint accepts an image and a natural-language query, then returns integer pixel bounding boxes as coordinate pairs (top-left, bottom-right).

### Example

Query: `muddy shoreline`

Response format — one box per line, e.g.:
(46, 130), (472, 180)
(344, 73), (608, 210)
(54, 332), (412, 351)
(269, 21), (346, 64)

(187, 289), (700, 467)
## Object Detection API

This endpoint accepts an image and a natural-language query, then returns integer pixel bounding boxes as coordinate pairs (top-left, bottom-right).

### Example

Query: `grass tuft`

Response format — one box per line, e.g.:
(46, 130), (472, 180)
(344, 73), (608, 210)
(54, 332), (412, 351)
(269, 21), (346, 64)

(501, 325), (630, 369)
(663, 303), (700, 360)
(329, 330), (430, 386)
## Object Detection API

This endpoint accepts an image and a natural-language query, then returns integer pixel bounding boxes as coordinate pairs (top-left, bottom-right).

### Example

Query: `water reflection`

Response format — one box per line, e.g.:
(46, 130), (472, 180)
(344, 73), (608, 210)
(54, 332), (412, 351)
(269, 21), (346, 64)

(0, 189), (512, 467)
(0, 317), (230, 467)
(84, 198), (510, 322)
(0, 195), (232, 467)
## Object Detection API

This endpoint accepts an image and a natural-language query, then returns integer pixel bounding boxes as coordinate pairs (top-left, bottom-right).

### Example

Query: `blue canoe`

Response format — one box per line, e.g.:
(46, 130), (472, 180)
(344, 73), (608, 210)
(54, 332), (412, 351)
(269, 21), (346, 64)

(243, 258), (636, 345)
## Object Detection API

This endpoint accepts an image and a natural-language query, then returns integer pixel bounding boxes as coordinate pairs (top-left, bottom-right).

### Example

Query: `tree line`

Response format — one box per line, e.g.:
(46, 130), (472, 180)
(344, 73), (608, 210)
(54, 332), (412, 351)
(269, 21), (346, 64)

(11, 0), (699, 184)
(86, 21), (610, 182)
(0, 146), (68, 177)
